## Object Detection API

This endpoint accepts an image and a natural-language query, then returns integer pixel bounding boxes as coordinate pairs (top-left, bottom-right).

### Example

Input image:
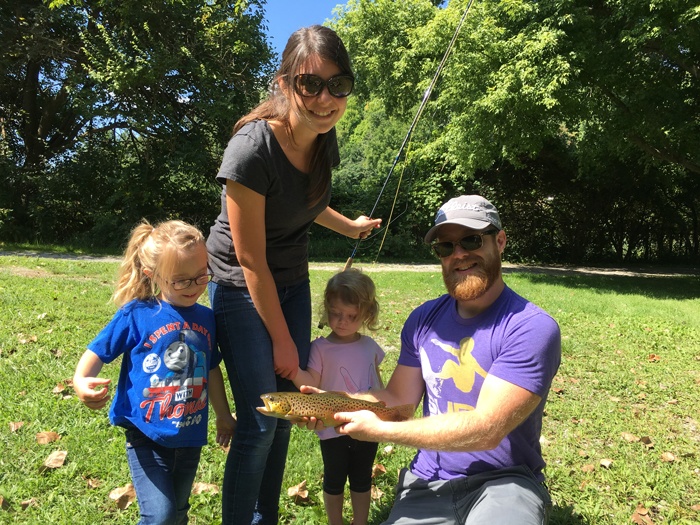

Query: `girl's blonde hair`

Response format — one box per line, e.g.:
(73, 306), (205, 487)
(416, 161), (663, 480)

(320, 269), (379, 331)
(111, 220), (205, 306)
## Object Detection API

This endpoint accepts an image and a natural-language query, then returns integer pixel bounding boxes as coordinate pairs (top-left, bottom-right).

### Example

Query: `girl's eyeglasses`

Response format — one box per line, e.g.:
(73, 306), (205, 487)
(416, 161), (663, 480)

(293, 74), (355, 98)
(431, 230), (500, 258)
(170, 273), (212, 290)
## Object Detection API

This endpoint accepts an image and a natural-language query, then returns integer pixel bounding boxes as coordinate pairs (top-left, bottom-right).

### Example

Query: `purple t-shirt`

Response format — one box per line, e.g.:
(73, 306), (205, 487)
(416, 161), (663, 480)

(399, 286), (561, 481)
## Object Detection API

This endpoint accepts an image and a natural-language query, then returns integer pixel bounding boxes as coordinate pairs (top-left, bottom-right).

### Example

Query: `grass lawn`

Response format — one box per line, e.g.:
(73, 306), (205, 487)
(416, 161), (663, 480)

(0, 254), (699, 524)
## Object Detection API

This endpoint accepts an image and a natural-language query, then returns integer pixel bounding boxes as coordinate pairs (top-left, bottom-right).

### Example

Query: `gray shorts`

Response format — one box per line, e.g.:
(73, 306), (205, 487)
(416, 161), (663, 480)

(381, 466), (552, 525)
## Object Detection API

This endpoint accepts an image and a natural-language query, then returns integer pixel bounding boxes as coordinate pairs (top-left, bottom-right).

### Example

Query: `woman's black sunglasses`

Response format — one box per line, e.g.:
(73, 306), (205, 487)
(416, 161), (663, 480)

(431, 230), (500, 258)
(294, 74), (355, 98)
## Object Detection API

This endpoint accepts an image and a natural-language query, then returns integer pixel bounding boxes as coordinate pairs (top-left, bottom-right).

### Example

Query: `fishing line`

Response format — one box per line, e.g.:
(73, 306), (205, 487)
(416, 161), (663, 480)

(343, 0), (476, 271)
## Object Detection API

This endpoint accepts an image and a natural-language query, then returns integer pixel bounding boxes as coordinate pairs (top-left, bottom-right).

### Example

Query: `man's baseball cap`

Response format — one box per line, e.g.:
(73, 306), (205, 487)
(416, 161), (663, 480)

(424, 195), (502, 243)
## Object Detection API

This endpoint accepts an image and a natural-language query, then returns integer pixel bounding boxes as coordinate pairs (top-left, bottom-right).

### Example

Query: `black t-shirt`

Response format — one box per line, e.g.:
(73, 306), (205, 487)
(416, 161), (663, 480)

(207, 120), (337, 287)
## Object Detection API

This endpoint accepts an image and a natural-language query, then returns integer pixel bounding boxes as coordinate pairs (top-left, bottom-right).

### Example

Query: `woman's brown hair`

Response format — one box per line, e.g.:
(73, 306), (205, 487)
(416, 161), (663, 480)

(233, 25), (353, 207)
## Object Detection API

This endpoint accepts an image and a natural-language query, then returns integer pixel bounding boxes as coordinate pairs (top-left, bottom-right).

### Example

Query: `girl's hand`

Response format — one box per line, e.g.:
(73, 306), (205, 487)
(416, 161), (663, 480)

(215, 413), (237, 447)
(299, 385), (324, 395)
(73, 377), (111, 410)
(353, 215), (382, 239)
(293, 386), (327, 430)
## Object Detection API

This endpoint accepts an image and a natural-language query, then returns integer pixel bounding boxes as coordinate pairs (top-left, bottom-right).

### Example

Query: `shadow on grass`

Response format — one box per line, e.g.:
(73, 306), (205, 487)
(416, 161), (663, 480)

(550, 503), (590, 525)
(504, 267), (700, 301)
(370, 500), (589, 525)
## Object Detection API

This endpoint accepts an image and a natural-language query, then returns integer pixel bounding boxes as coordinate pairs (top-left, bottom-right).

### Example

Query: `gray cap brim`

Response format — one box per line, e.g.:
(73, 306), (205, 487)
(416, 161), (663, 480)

(424, 218), (493, 243)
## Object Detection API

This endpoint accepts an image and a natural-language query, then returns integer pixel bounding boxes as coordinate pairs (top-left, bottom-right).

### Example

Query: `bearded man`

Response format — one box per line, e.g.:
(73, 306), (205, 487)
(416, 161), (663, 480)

(302, 195), (561, 525)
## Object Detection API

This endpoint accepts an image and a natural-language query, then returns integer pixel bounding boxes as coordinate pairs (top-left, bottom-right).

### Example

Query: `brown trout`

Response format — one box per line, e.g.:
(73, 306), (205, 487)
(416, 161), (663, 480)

(256, 391), (414, 427)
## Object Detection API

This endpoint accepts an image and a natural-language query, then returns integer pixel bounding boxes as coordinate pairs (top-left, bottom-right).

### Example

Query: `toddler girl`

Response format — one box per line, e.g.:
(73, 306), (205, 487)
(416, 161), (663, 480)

(293, 268), (384, 525)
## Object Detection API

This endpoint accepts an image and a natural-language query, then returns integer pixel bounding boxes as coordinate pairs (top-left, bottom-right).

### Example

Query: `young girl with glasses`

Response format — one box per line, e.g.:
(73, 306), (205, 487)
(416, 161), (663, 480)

(73, 220), (236, 525)
(292, 269), (385, 525)
(206, 25), (382, 524)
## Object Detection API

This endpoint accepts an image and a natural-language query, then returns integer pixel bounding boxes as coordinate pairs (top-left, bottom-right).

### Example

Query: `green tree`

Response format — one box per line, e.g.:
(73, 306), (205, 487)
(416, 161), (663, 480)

(330, 0), (699, 262)
(0, 0), (273, 242)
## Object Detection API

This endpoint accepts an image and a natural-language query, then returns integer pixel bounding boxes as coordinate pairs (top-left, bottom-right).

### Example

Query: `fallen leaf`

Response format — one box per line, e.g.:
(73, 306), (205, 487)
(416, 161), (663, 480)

(640, 436), (654, 449)
(600, 458), (613, 469)
(287, 480), (309, 504)
(382, 445), (394, 455)
(631, 503), (655, 524)
(621, 432), (640, 443)
(20, 498), (38, 510)
(552, 387), (564, 395)
(690, 504), (700, 511)
(0, 496), (9, 510)
(372, 463), (386, 478)
(581, 464), (595, 473)
(9, 421), (25, 432)
(52, 383), (66, 395)
(85, 477), (102, 489)
(371, 485), (384, 500)
(660, 452), (675, 463)
(192, 482), (219, 495)
(109, 483), (136, 510)
(18, 334), (38, 344)
(41, 450), (67, 471)
(36, 431), (61, 444)
(647, 354), (661, 362)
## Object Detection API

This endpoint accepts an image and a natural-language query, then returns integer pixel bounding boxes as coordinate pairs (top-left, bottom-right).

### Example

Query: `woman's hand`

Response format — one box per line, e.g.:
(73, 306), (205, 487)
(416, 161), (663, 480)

(314, 208), (382, 239)
(351, 215), (382, 239)
(273, 339), (300, 379)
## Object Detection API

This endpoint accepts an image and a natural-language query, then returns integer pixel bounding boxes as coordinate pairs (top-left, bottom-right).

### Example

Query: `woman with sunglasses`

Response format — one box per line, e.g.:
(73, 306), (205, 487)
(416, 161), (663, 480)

(206, 25), (381, 525)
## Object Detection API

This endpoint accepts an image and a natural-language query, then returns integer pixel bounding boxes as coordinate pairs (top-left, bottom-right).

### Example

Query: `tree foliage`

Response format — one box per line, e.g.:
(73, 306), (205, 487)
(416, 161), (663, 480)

(329, 0), (699, 263)
(1, 0), (272, 244)
(1, 0), (698, 264)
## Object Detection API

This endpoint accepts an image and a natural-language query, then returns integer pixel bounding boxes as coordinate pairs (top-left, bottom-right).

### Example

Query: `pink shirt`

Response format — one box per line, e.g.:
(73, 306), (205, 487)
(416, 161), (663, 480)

(307, 335), (385, 440)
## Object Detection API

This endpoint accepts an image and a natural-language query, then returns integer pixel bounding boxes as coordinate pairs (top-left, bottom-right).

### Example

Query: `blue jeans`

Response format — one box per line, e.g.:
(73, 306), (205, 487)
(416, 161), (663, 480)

(209, 279), (312, 525)
(125, 427), (202, 525)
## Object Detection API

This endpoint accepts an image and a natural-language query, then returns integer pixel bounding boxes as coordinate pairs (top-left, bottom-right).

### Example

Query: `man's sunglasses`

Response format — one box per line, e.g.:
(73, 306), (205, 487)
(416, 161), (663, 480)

(293, 74), (355, 98)
(431, 229), (500, 258)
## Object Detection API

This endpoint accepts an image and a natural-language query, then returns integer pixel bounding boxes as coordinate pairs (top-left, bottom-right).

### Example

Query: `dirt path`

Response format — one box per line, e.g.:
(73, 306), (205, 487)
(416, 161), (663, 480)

(2, 250), (695, 278)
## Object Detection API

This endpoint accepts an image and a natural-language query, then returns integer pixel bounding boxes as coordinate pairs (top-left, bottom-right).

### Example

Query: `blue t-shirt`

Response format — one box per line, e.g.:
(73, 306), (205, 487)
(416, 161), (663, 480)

(399, 286), (561, 481)
(88, 299), (221, 448)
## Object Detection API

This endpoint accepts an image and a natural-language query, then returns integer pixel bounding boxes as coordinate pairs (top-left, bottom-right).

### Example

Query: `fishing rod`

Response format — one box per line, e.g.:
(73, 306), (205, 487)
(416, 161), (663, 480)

(343, 0), (476, 271)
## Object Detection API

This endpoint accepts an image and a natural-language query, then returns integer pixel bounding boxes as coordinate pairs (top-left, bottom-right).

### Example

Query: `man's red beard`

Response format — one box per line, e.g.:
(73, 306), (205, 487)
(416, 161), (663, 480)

(442, 256), (501, 301)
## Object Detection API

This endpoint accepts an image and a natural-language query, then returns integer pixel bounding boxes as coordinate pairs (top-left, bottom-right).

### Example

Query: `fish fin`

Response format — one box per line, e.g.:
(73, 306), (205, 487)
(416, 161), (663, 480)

(256, 406), (300, 422)
(326, 390), (353, 398)
(388, 403), (416, 422)
(326, 391), (387, 408)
